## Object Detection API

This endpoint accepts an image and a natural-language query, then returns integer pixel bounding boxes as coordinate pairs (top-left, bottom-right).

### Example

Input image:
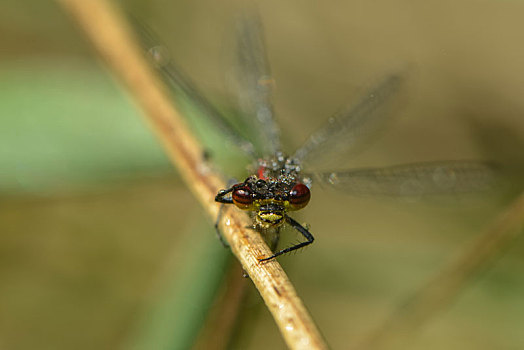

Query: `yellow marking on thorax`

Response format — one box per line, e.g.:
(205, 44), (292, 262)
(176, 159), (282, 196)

(256, 212), (284, 229)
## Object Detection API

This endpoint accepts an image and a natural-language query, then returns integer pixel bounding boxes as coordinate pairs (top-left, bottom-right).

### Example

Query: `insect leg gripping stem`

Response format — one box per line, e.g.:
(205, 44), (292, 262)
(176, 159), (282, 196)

(214, 186), (236, 247)
(259, 216), (314, 262)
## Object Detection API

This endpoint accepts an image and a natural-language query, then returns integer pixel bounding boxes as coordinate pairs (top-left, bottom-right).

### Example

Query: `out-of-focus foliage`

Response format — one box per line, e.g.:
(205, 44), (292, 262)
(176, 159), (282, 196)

(0, 60), (170, 193)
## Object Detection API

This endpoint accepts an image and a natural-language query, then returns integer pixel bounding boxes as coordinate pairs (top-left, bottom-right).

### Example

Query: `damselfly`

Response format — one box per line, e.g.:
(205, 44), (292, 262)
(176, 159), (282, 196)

(138, 14), (495, 262)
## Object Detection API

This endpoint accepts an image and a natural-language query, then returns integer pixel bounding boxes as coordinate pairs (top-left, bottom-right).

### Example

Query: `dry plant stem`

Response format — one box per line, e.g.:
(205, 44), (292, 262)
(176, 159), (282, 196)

(56, 0), (328, 349)
(360, 192), (524, 350)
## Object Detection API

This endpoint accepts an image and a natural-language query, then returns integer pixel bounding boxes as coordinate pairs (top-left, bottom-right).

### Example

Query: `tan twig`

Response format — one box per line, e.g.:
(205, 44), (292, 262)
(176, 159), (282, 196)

(56, 0), (328, 349)
(358, 192), (524, 350)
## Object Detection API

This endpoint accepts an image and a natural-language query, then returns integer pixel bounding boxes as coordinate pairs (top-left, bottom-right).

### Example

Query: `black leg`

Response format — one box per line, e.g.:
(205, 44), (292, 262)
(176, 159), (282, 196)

(215, 187), (234, 204)
(259, 216), (314, 262)
(214, 203), (230, 247)
(214, 180), (239, 247)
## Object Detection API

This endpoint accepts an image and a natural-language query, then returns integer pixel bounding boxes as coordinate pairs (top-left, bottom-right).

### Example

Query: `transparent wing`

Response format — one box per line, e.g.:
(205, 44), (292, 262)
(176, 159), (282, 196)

(309, 161), (497, 196)
(132, 18), (257, 157)
(231, 11), (281, 156)
(293, 74), (405, 167)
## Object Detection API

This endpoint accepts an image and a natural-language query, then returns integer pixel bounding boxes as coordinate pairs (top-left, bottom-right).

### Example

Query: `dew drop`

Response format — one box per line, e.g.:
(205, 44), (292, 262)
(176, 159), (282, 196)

(328, 173), (339, 185)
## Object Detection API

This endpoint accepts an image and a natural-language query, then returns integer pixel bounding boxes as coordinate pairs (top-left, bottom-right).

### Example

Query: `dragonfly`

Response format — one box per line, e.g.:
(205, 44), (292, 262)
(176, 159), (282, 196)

(137, 13), (495, 262)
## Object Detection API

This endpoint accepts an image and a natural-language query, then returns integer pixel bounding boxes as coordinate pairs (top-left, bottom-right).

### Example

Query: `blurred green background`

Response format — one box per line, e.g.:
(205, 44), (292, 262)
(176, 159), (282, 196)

(2, 0), (524, 349)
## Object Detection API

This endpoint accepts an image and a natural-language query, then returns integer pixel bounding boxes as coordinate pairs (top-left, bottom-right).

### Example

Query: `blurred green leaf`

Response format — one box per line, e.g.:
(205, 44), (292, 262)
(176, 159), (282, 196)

(126, 222), (232, 350)
(0, 58), (171, 193)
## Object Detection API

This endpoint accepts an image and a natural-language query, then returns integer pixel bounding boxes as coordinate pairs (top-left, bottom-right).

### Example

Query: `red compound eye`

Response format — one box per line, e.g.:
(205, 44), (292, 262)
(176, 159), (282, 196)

(232, 186), (253, 209)
(289, 183), (310, 210)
